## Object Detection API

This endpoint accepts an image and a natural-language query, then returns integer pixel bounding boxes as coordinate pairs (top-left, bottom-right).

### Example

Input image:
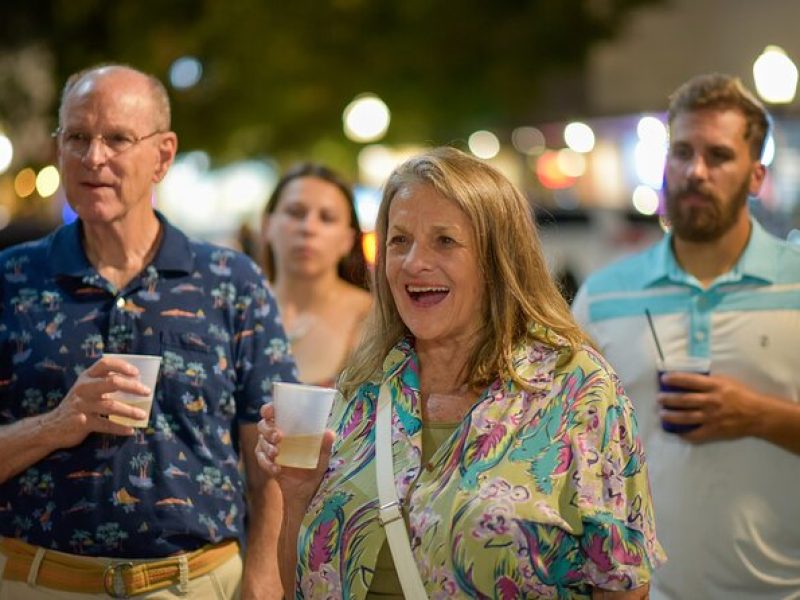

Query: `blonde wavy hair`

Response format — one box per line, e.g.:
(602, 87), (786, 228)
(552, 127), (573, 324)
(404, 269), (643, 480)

(339, 146), (588, 399)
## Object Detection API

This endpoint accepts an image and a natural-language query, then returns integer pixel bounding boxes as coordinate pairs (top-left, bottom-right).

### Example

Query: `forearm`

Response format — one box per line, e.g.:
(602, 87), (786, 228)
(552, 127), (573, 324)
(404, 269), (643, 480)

(278, 501), (304, 596)
(0, 414), (62, 484)
(242, 479), (283, 600)
(240, 422), (283, 599)
(750, 394), (800, 455)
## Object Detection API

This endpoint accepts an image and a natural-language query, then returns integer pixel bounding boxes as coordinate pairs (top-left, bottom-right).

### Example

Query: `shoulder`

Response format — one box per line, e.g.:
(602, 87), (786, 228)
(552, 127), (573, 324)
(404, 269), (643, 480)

(551, 343), (626, 408)
(579, 243), (662, 297)
(188, 239), (266, 284)
(763, 231), (800, 283)
(330, 281), (372, 326)
(0, 232), (57, 295)
(558, 343), (618, 383)
(342, 283), (372, 314)
(0, 232), (53, 264)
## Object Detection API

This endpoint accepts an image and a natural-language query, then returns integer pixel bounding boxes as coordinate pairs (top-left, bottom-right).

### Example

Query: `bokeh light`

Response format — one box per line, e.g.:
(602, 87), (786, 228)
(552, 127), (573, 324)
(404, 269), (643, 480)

(0, 135), (13, 174)
(761, 133), (775, 166)
(556, 149), (586, 178)
(753, 45), (798, 104)
(343, 94), (391, 143)
(564, 122), (595, 153)
(637, 116), (668, 145)
(511, 126), (545, 155)
(632, 185), (660, 215)
(468, 130), (500, 159)
(362, 231), (377, 266)
(169, 56), (203, 90)
(14, 168), (37, 198)
(36, 165), (60, 198)
(536, 150), (575, 189)
(634, 139), (667, 189)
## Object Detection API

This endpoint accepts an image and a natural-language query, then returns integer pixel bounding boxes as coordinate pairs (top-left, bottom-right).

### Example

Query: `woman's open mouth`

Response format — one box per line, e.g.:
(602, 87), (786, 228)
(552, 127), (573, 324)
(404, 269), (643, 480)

(406, 285), (449, 306)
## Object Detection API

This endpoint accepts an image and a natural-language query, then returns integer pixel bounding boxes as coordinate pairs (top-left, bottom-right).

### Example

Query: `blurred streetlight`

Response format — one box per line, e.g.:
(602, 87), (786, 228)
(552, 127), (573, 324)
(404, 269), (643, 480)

(564, 121), (595, 153)
(0, 134), (12, 175)
(343, 94), (391, 143)
(468, 130), (500, 159)
(753, 45), (798, 105)
(169, 57), (203, 90)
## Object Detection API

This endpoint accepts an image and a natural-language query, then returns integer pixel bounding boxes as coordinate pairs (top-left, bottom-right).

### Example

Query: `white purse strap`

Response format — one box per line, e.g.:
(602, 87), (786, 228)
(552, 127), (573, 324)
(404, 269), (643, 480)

(376, 385), (428, 598)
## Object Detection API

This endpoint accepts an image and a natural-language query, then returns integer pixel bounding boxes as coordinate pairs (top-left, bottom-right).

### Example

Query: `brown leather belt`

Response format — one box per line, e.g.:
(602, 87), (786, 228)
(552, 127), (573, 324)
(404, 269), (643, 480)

(0, 537), (239, 598)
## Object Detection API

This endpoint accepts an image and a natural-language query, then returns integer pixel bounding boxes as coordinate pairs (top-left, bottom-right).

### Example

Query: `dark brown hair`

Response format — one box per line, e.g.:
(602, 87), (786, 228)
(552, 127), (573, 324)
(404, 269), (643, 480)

(263, 163), (368, 289)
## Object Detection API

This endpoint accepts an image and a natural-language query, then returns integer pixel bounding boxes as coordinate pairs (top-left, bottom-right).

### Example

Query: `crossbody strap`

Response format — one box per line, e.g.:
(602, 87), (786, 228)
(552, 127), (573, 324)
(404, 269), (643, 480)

(376, 385), (428, 598)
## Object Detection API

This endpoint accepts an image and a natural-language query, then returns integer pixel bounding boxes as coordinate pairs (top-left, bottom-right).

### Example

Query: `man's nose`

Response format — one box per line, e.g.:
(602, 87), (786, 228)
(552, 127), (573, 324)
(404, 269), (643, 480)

(686, 155), (708, 180)
(81, 137), (110, 167)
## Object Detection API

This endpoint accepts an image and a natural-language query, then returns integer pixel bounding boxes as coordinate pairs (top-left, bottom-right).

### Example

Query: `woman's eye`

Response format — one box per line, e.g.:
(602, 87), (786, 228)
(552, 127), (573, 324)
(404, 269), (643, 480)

(387, 234), (407, 246)
(284, 206), (306, 219)
(320, 211), (339, 224)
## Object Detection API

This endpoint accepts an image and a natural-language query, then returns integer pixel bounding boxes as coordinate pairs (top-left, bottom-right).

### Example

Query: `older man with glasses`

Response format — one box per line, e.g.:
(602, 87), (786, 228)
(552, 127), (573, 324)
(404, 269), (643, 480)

(0, 64), (296, 599)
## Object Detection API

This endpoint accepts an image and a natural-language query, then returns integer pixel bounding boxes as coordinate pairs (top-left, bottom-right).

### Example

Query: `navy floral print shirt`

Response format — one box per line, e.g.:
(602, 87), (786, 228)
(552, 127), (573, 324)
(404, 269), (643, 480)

(0, 213), (297, 557)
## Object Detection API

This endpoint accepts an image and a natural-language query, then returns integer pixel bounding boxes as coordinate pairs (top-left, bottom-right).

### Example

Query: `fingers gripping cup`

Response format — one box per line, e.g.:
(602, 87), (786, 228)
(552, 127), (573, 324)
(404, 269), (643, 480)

(273, 382), (337, 469)
(104, 353), (162, 428)
(657, 356), (711, 434)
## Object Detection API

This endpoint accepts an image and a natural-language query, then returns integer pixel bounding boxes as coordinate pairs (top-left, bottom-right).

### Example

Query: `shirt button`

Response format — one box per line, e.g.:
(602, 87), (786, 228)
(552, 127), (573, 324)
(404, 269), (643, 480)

(694, 330), (706, 341)
(116, 297), (126, 309)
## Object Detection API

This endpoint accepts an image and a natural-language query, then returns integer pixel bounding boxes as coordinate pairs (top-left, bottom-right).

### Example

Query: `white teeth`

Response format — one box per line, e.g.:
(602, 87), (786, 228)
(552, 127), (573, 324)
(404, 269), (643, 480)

(406, 285), (449, 293)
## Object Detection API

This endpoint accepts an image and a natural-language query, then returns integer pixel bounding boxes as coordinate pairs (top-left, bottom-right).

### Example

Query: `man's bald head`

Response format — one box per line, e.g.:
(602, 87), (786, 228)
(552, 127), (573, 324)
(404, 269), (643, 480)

(58, 64), (171, 132)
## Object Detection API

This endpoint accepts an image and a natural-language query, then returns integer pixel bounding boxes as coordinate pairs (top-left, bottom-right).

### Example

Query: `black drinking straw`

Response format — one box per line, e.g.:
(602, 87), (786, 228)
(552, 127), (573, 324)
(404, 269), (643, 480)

(644, 309), (666, 363)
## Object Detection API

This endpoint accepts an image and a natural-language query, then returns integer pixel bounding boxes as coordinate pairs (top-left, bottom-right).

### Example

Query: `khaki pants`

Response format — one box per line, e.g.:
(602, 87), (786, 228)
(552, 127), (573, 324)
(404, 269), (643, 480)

(0, 546), (242, 599)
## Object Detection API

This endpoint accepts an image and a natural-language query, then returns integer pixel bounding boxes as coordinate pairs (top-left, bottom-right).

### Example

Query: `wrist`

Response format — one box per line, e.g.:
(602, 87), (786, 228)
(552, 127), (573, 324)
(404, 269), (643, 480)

(749, 393), (787, 439)
(33, 411), (62, 452)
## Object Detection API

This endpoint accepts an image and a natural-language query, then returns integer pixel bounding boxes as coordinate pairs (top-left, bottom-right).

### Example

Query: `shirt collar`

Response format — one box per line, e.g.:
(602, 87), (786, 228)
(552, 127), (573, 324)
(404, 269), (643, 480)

(381, 321), (569, 389)
(48, 210), (194, 279)
(643, 218), (776, 288)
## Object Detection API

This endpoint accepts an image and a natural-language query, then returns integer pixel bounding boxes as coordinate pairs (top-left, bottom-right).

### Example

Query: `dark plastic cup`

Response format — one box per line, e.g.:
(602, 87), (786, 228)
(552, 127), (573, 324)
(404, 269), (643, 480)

(657, 357), (711, 434)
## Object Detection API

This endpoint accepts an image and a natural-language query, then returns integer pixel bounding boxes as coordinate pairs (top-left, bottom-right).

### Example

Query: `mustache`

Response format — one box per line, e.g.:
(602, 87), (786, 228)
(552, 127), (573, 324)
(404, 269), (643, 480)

(670, 182), (715, 201)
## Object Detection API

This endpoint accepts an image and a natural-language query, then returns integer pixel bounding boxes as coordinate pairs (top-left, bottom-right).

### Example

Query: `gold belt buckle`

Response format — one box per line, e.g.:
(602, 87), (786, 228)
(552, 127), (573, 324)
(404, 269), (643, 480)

(103, 561), (134, 598)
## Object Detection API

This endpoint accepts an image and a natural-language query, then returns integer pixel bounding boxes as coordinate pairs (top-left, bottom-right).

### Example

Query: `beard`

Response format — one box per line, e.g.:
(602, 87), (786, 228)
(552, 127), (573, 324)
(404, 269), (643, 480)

(664, 176), (750, 243)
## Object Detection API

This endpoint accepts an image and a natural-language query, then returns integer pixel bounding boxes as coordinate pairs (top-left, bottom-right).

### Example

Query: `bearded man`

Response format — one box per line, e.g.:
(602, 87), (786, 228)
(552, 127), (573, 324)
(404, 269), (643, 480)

(573, 73), (800, 599)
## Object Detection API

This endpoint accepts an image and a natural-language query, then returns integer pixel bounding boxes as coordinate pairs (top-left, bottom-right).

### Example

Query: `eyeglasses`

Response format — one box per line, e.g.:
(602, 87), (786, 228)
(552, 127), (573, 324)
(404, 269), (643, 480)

(53, 128), (165, 158)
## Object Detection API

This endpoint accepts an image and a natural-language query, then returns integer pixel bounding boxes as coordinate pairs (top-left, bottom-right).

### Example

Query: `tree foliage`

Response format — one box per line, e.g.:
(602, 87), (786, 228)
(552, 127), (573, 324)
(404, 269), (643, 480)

(1, 0), (663, 169)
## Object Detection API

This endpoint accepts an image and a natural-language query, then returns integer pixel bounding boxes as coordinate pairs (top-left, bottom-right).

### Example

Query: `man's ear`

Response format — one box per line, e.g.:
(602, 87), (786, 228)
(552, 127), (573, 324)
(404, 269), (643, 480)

(153, 131), (178, 183)
(749, 161), (766, 196)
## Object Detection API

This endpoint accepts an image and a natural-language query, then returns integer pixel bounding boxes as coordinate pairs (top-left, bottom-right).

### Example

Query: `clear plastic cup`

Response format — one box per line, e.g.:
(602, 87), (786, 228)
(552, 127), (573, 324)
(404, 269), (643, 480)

(657, 356), (711, 434)
(272, 382), (337, 469)
(103, 353), (162, 428)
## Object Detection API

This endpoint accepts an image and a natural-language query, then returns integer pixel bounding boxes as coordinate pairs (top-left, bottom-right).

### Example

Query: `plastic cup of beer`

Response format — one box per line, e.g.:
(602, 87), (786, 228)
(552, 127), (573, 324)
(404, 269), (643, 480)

(103, 353), (162, 428)
(657, 356), (711, 434)
(272, 382), (337, 469)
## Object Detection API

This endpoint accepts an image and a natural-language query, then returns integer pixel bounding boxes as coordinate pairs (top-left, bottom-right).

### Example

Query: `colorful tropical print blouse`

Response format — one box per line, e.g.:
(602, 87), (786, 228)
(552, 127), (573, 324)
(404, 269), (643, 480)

(0, 213), (297, 557)
(295, 325), (666, 599)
